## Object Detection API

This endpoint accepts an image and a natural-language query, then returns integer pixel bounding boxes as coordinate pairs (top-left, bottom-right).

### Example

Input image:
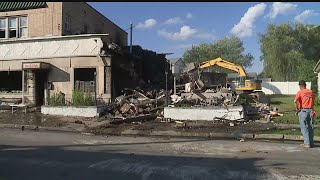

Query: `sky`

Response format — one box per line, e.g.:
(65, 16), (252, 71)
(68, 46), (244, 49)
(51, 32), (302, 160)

(88, 2), (320, 73)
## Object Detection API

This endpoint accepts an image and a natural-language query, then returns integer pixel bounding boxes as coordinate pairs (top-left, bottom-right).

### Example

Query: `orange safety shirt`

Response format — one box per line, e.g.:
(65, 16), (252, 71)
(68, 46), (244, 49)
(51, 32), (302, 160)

(295, 89), (314, 109)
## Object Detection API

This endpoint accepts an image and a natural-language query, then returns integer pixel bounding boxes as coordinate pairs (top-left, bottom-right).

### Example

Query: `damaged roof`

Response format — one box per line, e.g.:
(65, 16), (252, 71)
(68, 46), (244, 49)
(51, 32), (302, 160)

(169, 58), (185, 65)
(0, 2), (47, 12)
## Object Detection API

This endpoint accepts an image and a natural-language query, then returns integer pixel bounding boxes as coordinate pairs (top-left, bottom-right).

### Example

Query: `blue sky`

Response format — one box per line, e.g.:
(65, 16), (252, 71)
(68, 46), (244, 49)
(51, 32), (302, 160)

(88, 2), (320, 73)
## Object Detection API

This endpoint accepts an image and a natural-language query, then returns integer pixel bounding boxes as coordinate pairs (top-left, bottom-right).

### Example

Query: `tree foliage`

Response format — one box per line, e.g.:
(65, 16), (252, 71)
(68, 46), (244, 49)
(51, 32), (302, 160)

(183, 36), (254, 69)
(259, 22), (320, 82)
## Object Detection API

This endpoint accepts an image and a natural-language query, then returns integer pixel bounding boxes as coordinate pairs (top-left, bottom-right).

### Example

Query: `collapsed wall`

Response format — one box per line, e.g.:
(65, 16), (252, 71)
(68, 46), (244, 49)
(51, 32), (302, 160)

(112, 45), (173, 98)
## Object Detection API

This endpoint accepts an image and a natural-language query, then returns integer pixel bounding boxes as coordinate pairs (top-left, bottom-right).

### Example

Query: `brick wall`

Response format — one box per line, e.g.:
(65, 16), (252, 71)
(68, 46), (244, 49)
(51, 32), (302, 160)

(62, 2), (128, 46)
(0, 2), (63, 38)
(0, 2), (128, 46)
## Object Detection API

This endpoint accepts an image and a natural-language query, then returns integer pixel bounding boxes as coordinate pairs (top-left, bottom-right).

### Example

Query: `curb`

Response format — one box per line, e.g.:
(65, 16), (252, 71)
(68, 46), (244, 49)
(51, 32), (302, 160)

(121, 129), (320, 142)
(0, 124), (80, 133)
(0, 124), (319, 142)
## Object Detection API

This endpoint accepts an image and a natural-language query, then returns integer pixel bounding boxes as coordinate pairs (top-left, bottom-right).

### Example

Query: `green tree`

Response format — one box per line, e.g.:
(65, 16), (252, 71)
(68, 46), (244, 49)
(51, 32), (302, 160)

(259, 22), (320, 82)
(183, 36), (254, 70)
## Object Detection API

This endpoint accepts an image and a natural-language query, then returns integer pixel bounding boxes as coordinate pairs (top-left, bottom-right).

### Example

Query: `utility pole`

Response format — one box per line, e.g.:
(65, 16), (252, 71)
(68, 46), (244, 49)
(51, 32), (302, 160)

(130, 22), (133, 54)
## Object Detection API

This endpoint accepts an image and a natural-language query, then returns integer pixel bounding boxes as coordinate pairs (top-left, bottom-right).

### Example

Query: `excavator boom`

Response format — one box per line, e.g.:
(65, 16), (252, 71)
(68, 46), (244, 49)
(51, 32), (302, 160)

(199, 57), (247, 76)
(192, 57), (261, 92)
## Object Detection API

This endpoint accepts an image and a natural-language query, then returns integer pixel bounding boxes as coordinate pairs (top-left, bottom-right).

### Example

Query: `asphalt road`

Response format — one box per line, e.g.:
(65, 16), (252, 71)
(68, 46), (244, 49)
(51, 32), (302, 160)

(0, 128), (319, 180)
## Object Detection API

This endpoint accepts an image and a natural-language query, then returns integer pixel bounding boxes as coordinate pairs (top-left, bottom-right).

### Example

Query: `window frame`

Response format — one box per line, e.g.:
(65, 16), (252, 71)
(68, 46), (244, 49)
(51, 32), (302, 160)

(19, 16), (28, 38)
(0, 18), (6, 39)
(8, 17), (18, 39)
(0, 16), (28, 39)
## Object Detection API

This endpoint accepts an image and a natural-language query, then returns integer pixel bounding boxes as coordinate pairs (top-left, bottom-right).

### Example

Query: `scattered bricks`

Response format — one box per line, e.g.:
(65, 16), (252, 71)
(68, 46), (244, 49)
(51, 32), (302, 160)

(120, 103), (132, 114)
(174, 121), (186, 128)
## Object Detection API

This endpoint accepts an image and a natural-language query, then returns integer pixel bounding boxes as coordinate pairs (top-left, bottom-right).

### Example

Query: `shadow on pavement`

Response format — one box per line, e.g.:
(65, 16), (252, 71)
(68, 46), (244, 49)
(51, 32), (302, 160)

(0, 144), (284, 180)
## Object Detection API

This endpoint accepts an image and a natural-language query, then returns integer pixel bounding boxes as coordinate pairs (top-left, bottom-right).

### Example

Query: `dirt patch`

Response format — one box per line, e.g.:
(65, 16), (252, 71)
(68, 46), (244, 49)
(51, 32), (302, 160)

(0, 110), (93, 128)
(0, 110), (284, 136)
(88, 119), (279, 136)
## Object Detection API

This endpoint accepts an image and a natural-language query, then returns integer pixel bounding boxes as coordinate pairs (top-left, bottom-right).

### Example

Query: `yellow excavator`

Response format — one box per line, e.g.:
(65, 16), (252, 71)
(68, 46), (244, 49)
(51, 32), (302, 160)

(197, 57), (262, 93)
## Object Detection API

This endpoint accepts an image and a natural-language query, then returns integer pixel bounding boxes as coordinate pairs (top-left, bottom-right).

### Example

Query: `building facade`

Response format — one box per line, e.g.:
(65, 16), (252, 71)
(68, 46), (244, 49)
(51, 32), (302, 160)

(169, 58), (186, 75)
(0, 2), (128, 106)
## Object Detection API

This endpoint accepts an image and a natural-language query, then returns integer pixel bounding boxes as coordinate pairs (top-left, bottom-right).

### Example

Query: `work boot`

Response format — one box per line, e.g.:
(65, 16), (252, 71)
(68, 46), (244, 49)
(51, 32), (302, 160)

(300, 144), (311, 148)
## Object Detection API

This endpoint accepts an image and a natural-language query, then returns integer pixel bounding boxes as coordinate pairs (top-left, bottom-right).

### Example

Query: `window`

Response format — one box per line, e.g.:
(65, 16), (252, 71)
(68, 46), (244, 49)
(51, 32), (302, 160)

(19, 16), (27, 38)
(0, 18), (5, 38)
(9, 17), (17, 38)
(64, 15), (71, 31)
(0, 16), (27, 39)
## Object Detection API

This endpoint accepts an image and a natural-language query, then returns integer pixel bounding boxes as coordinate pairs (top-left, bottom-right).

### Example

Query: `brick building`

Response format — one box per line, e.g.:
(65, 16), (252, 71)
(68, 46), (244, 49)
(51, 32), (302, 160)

(0, 2), (128, 106)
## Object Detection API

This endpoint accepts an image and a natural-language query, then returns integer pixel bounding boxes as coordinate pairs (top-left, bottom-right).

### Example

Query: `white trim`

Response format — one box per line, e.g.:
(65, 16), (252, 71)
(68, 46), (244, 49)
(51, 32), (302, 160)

(0, 55), (100, 62)
(0, 34), (109, 43)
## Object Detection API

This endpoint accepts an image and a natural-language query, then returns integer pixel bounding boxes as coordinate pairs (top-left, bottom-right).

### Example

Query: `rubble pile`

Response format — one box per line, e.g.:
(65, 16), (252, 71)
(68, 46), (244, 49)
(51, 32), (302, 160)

(105, 88), (167, 124)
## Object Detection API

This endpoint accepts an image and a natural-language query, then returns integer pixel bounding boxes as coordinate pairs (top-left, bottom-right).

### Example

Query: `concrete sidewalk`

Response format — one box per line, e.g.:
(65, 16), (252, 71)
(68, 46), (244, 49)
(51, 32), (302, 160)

(0, 122), (319, 143)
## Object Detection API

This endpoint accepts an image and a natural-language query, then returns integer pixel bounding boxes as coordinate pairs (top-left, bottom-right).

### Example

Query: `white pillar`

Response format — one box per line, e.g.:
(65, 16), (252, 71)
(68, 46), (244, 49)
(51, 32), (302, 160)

(22, 70), (24, 104)
(44, 78), (48, 106)
(173, 76), (176, 95)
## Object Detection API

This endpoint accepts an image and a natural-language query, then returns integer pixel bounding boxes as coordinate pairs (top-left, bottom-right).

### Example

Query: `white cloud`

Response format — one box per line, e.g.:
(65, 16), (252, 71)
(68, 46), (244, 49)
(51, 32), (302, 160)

(186, 13), (193, 19)
(174, 44), (194, 49)
(230, 3), (267, 38)
(196, 32), (215, 40)
(158, 26), (198, 40)
(267, 2), (298, 19)
(164, 17), (184, 25)
(294, 10), (319, 22)
(136, 19), (157, 29)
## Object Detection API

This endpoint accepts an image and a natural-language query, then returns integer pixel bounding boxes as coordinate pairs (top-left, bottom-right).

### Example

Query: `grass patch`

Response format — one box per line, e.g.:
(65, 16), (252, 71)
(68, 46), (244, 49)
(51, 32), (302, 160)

(268, 95), (319, 125)
(261, 127), (320, 136)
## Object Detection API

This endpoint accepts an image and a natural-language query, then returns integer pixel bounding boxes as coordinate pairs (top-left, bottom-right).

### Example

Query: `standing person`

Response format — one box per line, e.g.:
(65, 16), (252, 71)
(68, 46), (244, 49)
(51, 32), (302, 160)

(294, 80), (315, 148)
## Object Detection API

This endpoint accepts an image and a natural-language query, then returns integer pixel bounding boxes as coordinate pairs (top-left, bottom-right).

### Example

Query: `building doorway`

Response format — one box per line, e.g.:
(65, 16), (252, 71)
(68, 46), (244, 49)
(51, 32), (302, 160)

(35, 70), (47, 106)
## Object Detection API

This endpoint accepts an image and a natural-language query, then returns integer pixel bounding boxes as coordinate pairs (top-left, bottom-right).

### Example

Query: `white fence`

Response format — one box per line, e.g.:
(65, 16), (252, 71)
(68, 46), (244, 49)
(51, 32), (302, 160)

(262, 82), (311, 95)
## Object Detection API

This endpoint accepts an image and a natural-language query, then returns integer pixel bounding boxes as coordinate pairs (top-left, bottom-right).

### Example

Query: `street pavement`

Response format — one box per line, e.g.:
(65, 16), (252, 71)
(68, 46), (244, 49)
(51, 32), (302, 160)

(0, 128), (319, 180)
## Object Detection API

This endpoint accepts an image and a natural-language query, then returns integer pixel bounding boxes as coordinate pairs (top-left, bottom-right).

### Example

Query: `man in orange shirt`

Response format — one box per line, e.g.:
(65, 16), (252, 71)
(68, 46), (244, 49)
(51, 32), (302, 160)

(294, 80), (315, 148)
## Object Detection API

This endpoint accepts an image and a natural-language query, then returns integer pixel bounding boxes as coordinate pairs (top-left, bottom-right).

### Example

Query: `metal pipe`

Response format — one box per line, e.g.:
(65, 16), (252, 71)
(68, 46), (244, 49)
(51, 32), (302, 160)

(130, 22), (133, 54)
(165, 71), (168, 106)
(173, 76), (176, 95)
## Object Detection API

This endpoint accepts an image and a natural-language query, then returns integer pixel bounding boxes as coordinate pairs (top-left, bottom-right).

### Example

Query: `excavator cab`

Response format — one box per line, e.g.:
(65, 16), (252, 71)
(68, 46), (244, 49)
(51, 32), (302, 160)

(236, 79), (262, 91)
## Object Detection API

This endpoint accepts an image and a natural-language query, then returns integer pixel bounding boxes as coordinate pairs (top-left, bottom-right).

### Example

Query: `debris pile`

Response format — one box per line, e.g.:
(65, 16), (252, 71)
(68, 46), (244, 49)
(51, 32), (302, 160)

(105, 88), (167, 124)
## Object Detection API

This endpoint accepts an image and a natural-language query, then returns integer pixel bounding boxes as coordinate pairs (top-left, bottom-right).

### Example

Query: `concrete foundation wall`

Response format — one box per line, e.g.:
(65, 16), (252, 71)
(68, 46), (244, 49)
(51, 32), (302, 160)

(164, 106), (244, 121)
(41, 105), (107, 117)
